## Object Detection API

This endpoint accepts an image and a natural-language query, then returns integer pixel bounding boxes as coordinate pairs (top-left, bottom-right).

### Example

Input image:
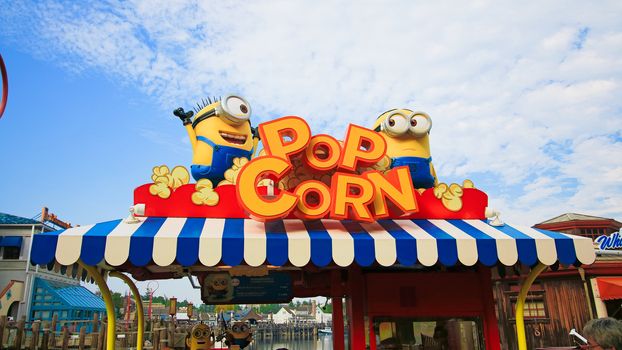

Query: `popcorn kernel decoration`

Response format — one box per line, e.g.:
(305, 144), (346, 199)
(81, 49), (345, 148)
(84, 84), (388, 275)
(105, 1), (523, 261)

(151, 165), (173, 185)
(149, 181), (172, 199)
(192, 179), (220, 206)
(434, 182), (465, 212)
(170, 166), (190, 189)
(463, 179), (475, 188)
(218, 157), (250, 186)
(148, 165), (190, 198)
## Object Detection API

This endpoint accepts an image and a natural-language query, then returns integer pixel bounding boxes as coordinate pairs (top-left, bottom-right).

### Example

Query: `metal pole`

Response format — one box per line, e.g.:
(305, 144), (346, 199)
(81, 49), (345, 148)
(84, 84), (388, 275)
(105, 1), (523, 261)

(578, 267), (595, 319)
(79, 263), (116, 350)
(110, 271), (144, 350)
(22, 224), (37, 321)
(516, 263), (548, 350)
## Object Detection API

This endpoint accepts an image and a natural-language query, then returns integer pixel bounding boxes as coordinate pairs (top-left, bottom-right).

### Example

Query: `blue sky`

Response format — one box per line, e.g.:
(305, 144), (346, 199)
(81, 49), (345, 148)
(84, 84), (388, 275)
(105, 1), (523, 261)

(1, 1), (621, 302)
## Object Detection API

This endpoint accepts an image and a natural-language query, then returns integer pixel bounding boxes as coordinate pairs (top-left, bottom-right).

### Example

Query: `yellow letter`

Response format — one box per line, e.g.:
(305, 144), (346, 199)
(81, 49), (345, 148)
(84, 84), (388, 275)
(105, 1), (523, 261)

(303, 134), (342, 172)
(330, 173), (375, 222)
(237, 156), (298, 220)
(294, 180), (332, 220)
(258, 116), (311, 162)
(365, 167), (418, 218)
(339, 124), (387, 171)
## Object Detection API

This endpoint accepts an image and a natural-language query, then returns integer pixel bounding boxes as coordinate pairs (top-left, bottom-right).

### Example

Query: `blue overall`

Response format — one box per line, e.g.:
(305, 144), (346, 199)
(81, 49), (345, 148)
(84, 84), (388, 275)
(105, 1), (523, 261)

(229, 337), (251, 349)
(191, 136), (253, 183)
(391, 156), (436, 189)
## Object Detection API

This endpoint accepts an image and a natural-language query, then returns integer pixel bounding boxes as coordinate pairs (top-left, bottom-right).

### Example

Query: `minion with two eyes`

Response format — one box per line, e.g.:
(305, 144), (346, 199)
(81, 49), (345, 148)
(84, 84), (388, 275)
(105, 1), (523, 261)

(372, 109), (437, 189)
(174, 95), (260, 184)
(225, 321), (253, 349)
(185, 323), (214, 350)
(205, 273), (233, 302)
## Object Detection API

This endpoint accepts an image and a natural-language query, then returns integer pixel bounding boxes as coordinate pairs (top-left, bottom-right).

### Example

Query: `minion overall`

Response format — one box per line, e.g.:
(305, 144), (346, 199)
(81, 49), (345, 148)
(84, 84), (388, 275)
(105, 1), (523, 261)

(373, 109), (437, 189)
(174, 95), (259, 184)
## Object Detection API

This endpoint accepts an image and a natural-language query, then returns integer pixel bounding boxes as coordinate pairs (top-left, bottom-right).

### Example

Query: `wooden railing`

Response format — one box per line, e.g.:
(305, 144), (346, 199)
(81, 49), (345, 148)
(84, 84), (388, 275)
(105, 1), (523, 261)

(1, 314), (329, 349)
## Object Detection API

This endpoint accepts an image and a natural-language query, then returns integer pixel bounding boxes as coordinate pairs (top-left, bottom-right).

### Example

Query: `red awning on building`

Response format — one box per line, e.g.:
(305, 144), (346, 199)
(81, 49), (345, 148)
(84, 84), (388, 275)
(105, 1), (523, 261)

(596, 277), (622, 301)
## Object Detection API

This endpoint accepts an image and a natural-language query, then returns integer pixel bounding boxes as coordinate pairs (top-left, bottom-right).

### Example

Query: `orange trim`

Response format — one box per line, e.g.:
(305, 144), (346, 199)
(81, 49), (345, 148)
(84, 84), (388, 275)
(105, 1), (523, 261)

(0, 280), (16, 300)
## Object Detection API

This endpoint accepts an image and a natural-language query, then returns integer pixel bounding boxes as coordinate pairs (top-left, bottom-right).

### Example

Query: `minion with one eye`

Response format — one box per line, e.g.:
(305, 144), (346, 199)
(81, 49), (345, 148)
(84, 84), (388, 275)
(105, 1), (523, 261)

(174, 95), (260, 184)
(225, 321), (253, 349)
(372, 109), (437, 189)
(185, 323), (214, 350)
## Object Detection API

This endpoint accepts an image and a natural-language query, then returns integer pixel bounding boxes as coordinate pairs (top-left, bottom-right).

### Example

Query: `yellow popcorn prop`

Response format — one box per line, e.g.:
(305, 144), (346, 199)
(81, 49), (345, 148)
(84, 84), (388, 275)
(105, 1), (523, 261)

(192, 179), (220, 206)
(432, 180), (475, 212)
(218, 157), (250, 186)
(149, 165), (190, 199)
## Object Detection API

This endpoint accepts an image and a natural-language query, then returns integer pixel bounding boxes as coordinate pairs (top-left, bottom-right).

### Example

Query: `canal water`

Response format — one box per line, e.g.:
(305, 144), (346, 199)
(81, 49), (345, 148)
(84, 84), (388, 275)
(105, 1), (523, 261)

(248, 334), (334, 350)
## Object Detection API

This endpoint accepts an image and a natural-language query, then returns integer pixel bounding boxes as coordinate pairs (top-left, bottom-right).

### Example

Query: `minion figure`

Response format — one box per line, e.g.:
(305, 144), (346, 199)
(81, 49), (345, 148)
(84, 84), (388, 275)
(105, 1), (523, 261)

(205, 273), (233, 302)
(174, 95), (260, 184)
(225, 322), (253, 349)
(372, 109), (437, 189)
(185, 323), (214, 350)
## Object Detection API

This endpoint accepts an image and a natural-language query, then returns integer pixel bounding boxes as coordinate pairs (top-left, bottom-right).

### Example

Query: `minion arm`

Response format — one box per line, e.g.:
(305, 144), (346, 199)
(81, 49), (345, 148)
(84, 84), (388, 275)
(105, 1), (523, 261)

(430, 162), (439, 186)
(174, 107), (198, 151)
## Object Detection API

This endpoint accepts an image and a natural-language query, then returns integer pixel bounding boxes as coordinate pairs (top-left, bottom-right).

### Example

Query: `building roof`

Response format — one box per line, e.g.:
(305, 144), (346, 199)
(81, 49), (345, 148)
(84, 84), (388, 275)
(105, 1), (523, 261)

(537, 213), (615, 225)
(0, 212), (40, 225)
(45, 280), (106, 309)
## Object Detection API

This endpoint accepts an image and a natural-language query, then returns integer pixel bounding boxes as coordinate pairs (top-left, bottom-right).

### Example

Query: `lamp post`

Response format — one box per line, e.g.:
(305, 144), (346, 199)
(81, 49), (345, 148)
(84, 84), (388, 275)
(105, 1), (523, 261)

(187, 302), (193, 319)
(146, 281), (159, 320)
(169, 297), (177, 319)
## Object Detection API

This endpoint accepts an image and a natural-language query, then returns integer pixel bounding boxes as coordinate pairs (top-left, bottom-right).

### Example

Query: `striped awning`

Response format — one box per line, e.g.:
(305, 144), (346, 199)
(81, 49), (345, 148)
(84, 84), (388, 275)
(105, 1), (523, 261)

(30, 217), (596, 269)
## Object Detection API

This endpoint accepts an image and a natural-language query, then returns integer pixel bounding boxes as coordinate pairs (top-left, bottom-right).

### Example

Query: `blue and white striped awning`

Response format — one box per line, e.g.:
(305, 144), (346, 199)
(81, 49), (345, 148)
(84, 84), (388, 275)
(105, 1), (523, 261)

(30, 218), (596, 268)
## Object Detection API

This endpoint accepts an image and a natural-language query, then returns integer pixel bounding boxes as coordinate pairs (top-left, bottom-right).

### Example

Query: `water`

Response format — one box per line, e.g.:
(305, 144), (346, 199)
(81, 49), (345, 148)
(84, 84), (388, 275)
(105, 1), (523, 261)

(247, 334), (333, 350)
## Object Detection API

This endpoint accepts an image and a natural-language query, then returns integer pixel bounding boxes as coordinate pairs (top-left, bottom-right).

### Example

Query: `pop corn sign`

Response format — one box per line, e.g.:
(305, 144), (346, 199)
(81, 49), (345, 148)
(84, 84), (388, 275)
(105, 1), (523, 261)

(236, 116), (419, 222)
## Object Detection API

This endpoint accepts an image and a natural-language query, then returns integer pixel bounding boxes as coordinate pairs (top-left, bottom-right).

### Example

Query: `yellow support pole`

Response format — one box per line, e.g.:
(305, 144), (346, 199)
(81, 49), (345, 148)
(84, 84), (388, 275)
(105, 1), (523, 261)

(78, 263), (116, 350)
(110, 271), (144, 350)
(516, 263), (548, 350)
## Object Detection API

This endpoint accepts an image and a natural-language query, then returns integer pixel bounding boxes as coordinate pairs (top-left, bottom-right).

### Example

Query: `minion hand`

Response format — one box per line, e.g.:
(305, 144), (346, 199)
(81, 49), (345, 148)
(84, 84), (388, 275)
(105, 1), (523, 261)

(251, 126), (261, 140)
(173, 107), (194, 126)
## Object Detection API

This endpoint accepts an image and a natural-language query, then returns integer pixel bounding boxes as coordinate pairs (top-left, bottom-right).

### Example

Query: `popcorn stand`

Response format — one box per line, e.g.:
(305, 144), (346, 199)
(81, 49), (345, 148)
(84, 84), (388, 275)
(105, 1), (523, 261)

(30, 96), (595, 350)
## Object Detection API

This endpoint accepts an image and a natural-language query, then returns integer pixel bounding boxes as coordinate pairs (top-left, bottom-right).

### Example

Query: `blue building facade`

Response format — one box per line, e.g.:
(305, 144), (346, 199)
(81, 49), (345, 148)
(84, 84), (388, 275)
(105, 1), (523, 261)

(30, 278), (105, 331)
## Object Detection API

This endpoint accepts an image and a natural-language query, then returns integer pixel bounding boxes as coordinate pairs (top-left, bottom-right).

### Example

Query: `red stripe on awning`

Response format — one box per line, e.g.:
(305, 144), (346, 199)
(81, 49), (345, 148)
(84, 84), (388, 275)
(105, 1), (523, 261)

(596, 277), (622, 301)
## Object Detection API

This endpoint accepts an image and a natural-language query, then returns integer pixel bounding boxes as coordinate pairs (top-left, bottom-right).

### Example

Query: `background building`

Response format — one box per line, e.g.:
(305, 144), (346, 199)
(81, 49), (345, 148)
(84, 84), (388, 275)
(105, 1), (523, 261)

(493, 213), (622, 350)
(0, 210), (104, 322)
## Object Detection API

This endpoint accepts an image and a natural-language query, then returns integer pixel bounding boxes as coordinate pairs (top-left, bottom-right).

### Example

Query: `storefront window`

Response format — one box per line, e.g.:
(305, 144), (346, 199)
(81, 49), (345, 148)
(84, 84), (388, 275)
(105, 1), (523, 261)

(2, 246), (21, 259)
(373, 316), (484, 350)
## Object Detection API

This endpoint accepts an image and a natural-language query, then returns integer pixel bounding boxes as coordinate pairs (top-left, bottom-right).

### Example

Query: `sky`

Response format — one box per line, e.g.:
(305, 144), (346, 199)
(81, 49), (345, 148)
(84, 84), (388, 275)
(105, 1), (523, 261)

(1, 1), (621, 304)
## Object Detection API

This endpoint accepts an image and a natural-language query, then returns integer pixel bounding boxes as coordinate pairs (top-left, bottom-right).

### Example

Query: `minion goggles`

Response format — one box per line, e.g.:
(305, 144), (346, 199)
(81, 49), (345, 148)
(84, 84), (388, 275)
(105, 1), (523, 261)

(373, 109), (432, 137)
(192, 94), (252, 128)
(232, 323), (250, 333)
(192, 328), (212, 339)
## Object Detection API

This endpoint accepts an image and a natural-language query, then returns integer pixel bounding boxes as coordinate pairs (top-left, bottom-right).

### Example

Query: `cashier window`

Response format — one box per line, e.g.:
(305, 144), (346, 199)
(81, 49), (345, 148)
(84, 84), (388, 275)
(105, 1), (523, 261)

(373, 316), (484, 350)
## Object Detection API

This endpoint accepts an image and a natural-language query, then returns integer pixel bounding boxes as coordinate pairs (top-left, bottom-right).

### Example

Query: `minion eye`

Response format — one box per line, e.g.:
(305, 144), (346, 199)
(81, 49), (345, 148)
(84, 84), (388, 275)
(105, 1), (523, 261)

(193, 330), (203, 338)
(408, 112), (432, 137)
(226, 96), (249, 116)
(383, 114), (408, 136)
(218, 95), (251, 125)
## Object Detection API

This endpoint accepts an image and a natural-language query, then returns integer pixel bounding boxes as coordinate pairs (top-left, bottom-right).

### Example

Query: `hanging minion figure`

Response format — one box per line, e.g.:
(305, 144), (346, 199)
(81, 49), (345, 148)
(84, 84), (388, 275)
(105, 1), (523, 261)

(225, 321), (253, 349)
(174, 95), (260, 184)
(204, 272), (233, 302)
(185, 323), (214, 350)
(372, 109), (437, 189)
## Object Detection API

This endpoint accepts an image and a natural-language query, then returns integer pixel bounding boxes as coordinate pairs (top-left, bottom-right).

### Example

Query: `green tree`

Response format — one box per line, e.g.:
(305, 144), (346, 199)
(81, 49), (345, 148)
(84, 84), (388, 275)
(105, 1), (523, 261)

(111, 292), (125, 318)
